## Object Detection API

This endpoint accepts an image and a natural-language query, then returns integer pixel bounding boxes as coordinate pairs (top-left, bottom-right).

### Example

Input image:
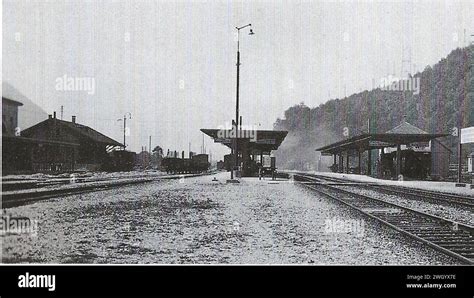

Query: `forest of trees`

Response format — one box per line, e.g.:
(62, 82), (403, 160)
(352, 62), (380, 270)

(274, 45), (474, 170)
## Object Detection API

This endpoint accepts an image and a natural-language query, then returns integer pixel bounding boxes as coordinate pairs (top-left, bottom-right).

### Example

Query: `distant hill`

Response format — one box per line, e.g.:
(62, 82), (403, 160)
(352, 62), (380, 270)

(274, 45), (474, 170)
(2, 82), (48, 130)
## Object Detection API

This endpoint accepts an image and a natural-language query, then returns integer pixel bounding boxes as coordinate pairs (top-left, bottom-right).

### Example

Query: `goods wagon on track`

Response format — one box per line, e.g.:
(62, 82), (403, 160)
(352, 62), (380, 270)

(162, 153), (209, 174)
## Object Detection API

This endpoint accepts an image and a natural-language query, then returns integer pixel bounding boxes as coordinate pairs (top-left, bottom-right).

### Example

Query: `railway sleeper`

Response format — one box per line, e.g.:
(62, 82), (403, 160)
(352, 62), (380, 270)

(389, 223), (447, 228)
(434, 242), (474, 247)
(447, 248), (474, 254)
(404, 229), (457, 233)
(384, 221), (434, 226)
(376, 213), (422, 219)
(423, 238), (474, 243)
(356, 206), (395, 211)
(384, 218), (439, 222)
(448, 252), (474, 259)
(413, 230), (472, 235)
(417, 234), (472, 239)
(401, 229), (456, 234)
(362, 209), (403, 215)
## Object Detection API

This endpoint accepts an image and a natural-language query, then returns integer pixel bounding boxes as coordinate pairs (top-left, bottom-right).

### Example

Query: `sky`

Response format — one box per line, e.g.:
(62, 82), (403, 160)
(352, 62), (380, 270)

(3, 0), (474, 160)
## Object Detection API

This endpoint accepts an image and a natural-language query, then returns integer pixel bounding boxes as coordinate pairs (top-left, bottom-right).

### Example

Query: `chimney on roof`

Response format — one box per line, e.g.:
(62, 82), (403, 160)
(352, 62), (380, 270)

(48, 114), (52, 119)
(72, 116), (76, 124)
(53, 111), (56, 119)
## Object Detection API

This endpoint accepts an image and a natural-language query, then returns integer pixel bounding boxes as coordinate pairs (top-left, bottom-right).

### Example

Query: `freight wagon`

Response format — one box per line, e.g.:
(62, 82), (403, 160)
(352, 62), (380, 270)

(162, 153), (210, 174)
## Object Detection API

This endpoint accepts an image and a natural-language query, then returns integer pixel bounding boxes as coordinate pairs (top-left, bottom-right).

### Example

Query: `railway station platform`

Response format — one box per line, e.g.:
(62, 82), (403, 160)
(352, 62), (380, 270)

(303, 171), (474, 197)
(201, 128), (288, 178)
(315, 121), (450, 181)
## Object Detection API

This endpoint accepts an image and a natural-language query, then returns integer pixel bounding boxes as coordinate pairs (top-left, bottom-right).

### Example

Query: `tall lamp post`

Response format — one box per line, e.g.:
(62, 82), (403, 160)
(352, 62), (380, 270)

(117, 112), (132, 149)
(231, 23), (254, 180)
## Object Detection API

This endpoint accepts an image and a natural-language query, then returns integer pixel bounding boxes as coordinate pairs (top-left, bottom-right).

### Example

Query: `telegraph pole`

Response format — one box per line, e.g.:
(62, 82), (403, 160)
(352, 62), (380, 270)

(123, 116), (126, 147)
(232, 23), (254, 180)
(118, 113), (131, 149)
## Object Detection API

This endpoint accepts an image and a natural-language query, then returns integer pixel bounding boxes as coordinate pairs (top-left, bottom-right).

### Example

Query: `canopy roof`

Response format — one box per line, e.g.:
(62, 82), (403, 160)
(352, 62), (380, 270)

(316, 122), (449, 154)
(201, 128), (288, 154)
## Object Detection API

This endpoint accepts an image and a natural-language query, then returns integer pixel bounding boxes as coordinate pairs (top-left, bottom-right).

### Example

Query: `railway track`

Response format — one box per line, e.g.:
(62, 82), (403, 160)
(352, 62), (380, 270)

(1, 172), (214, 209)
(293, 173), (474, 265)
(302, 173), (474, 209)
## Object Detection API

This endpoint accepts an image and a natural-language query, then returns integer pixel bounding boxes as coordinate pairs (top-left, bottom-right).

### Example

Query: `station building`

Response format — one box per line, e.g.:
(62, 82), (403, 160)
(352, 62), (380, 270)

(21, 114), (124, 172)
(2, 97), (124, 174)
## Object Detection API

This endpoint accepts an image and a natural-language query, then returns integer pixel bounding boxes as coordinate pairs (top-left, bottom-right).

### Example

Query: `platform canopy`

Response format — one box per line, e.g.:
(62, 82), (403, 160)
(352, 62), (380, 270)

(200, 128), (288, 155)
(315, 122), (449, 155)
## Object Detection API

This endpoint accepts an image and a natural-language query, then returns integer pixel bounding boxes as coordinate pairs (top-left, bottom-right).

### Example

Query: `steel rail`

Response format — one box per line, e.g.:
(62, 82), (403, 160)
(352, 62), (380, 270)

(294, 173), (474, 265)
(297, 173), (474, 209)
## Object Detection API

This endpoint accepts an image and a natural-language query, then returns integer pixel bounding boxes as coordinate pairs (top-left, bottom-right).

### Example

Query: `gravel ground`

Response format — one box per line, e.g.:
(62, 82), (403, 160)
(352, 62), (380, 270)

(2, 172), (204, 197)
(338, 186), (474, 226)
(1, 172), (460, 264)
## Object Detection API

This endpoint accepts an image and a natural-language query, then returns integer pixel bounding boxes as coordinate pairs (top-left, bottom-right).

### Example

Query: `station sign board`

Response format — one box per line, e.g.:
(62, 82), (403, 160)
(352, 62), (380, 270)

(369, 140), (392, 147)
(262, 156), (272, 167)
(461, 127), (474, 144)
(254, 151), (271, 155)
(255, 139), (276, 144)
(407, 142), (429, 149)
(214, 138), (232, 144)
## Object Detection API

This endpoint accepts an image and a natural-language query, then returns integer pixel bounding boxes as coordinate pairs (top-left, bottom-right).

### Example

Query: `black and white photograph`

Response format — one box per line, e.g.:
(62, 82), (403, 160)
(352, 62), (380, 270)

(1, 0), (473, 296)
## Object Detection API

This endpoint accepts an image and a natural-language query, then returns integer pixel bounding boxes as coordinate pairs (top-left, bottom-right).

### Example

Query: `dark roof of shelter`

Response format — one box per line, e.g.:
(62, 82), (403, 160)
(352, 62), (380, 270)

(385, 122), (428, 135)
(22, 118), (123, 147)
(201, 128), (288, 153)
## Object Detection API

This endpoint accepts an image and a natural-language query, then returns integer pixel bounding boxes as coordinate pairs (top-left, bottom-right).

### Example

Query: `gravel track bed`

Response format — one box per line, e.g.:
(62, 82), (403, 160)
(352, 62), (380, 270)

(1, 173), (460, 264)
(336, 185), (474, 226)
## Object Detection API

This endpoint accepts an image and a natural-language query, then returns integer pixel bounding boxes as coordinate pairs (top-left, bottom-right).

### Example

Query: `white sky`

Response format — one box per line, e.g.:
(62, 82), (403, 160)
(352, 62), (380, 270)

(3, 0), (474, 159)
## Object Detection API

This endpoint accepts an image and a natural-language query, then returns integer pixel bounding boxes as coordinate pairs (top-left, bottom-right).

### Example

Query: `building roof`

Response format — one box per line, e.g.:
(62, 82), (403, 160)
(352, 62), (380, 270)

(385, 122), (428, 135)
(2, 97), (23, 106)
(22, 118), (123, 147)
(62, 120), (123, 146)
(201, 128), (288, 154)
(315, 122), (449, 154)
(2, 135), (80, 147)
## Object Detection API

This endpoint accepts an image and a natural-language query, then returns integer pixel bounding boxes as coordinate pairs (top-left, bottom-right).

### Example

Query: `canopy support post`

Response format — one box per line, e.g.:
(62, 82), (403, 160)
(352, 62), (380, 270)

(396, 144), (402, 179)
